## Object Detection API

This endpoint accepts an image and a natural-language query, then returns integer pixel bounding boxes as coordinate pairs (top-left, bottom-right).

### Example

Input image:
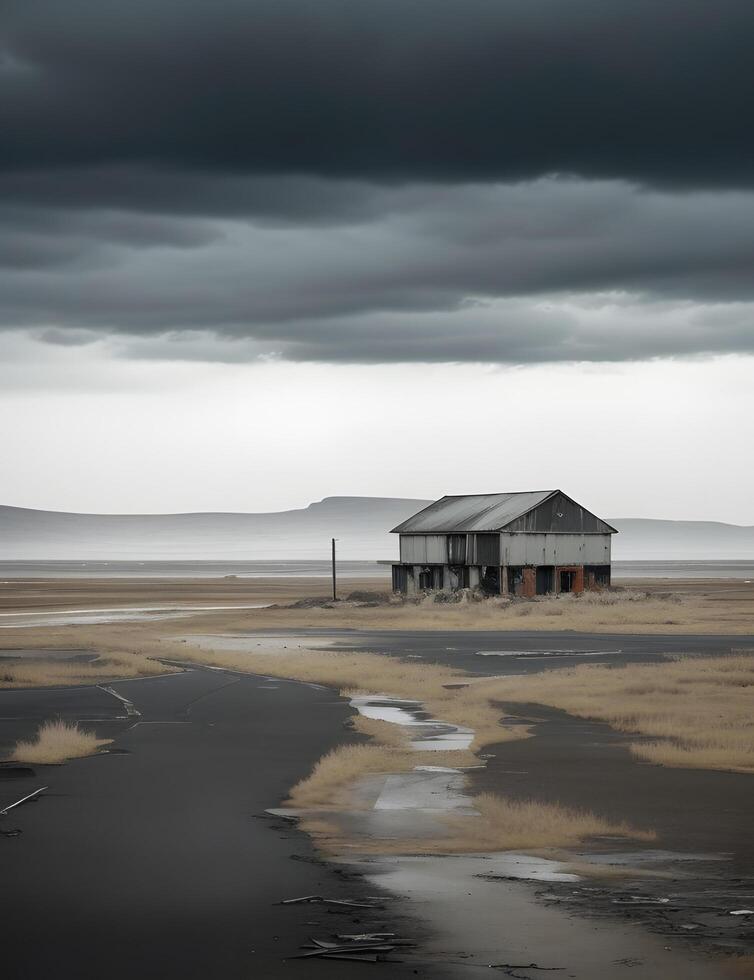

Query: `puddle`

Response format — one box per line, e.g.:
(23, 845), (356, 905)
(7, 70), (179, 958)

(372, 769), (475, 813)
(178, 633), (337, 654)
(349, 695), (474, 751)
(285, 764), (479, 846)
(352, 853), (727, 979)
(0, 605), (270, 628)
(476, 851), (581, 882)
(0, 649), (98, 662)
(572, 849), (730, 867)
(476, 649), (623, 658)
(270, 692), (480, 845)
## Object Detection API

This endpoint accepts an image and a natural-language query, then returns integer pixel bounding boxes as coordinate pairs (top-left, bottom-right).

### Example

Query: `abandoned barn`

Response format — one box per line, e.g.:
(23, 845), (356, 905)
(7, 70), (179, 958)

(391, 490), (617, 597)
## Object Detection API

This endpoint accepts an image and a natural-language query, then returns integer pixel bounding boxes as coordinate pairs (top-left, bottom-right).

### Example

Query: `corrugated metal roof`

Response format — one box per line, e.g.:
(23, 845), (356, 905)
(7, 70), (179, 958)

(391, 491), (558, 533)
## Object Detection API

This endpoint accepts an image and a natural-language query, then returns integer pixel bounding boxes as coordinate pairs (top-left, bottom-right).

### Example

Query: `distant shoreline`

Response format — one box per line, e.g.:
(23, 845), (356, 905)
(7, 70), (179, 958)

(1, 558), (753, 579)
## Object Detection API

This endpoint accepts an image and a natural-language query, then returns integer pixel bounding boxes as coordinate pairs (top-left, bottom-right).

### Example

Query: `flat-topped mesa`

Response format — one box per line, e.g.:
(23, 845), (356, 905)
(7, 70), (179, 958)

(390, 489), (617, 598)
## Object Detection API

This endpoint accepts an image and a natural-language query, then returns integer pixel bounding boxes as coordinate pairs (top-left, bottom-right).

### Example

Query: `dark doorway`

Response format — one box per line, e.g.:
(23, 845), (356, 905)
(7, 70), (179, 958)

(480, 565), (500, 595)
(559, 570), (576, 593)
(448, 534), (467, 564)
(392, 565), (409, 592)
(585, 564), (611, 588)
(507, 566), (524, 595)
(536, 566), (554, 595)
(448, 566), (469, 591)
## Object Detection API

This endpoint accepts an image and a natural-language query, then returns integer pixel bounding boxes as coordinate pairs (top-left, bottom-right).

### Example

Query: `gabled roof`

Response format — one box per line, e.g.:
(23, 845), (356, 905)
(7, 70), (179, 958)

(392, 491), (555, 533)
(391, 490), (617, 534)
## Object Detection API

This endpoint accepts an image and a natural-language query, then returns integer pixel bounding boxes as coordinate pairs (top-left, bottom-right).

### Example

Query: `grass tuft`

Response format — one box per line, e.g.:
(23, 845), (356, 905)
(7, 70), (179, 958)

(8, 719), (111, 764)
(0, 652), (172, 689)
(457, 793), (655, 851)
(500, 652), (754, 773)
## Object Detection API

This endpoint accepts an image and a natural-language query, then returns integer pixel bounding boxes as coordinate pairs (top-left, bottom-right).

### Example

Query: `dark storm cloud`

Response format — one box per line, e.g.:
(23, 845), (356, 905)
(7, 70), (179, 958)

(2, 179), (754, 364)
(2, 1), (754, 365)
(0, 170), (392, 224)
(1, 0), (754, 189)
(0, 206), (219, 269)
(4, 179), (754, 309)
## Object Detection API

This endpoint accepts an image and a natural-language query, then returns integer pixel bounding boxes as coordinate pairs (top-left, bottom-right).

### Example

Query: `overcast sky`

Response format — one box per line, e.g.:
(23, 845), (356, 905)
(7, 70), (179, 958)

(1, 0), (753, 521)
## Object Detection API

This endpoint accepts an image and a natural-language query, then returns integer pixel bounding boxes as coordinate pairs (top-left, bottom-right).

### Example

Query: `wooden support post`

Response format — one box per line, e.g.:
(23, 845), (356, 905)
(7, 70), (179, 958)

(331, 537), (337, 602)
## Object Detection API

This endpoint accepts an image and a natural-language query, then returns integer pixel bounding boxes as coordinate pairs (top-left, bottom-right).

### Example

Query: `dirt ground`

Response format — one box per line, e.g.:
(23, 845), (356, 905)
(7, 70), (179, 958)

(2, 574), (754, 634)
(2, 575), (753, 976)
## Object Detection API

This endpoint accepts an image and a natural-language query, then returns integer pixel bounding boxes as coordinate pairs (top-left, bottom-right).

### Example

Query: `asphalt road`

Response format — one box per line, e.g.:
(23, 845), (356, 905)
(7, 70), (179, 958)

(3, 630), (753, 976)
(300, 627), (754, 674)
(0, 669), (439, 980)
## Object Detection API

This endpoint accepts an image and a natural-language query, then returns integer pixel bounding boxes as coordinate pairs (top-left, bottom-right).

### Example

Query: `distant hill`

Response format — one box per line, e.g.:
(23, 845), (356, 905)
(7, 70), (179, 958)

(0, 499), (752, 560)
(609, 519), (754, 560)
(0, 497), (431, 560)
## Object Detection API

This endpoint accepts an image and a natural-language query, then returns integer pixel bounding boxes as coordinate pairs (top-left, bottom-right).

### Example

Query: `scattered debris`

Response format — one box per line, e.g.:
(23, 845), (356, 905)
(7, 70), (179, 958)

(290, 933), (415, 963)
(541, 875), (754, 958)
(0, 785), (48, 816)
(612, 896), (670, 906)
(287, 596), (337, 610)
(490, 966), (564, 972)
(345, 591), (392, 606)
(278, 895), (381, 909)
(97, 685), (141, 718)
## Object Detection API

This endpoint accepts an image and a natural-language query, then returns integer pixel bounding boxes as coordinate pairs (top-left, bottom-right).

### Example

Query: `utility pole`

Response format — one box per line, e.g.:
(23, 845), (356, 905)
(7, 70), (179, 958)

(331, 537), (337, 601)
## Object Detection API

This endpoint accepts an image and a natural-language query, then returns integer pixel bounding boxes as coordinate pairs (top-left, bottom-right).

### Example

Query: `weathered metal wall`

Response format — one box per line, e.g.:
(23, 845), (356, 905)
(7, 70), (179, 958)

(504, 491), (613, 534)
(400, 531), (610, 567)
(399, 534), (448, 564)
(447, 534), (466, 564)
(500, 532), (611, 566)
(469, 533), (501, 565)
(400, 532), (500, 565)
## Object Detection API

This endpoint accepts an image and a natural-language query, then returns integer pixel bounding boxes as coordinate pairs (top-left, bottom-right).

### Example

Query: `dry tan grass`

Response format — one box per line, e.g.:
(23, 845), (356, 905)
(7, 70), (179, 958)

(0, 652), (173, 689)
(192, 581), (753, 634)
(238, 589), (728, 633)
(165, 643), (525, 750)
(287, 744), (415, 808)
(171, 639), (754, 775)
(499, 652), (754, 773)
(630, 739), (754, 771)
(167, 641), (654, 851)
(166, 628), (754, 772)
(3, 575), (754, 640)
(451, 793), (655, 851)
(9, 719), (111, 764)
(351, 713), (411, 748)
(304, 789), (654, 855)
(2, 593), (749, 860)
(289, 743), (480, 810)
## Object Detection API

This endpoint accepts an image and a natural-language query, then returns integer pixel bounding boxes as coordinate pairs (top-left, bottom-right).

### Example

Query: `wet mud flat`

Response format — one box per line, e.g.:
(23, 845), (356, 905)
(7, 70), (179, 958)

(201, 626), (754, 675)
(0, 669), (443, 980)
(355, 852), (737, 980)
(468, 702), (754, 958)
(3, 626), (753, 978)
(267, 691), (750, 977)
(538, 870), (754, 959)
(338, 627), (754, 674)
